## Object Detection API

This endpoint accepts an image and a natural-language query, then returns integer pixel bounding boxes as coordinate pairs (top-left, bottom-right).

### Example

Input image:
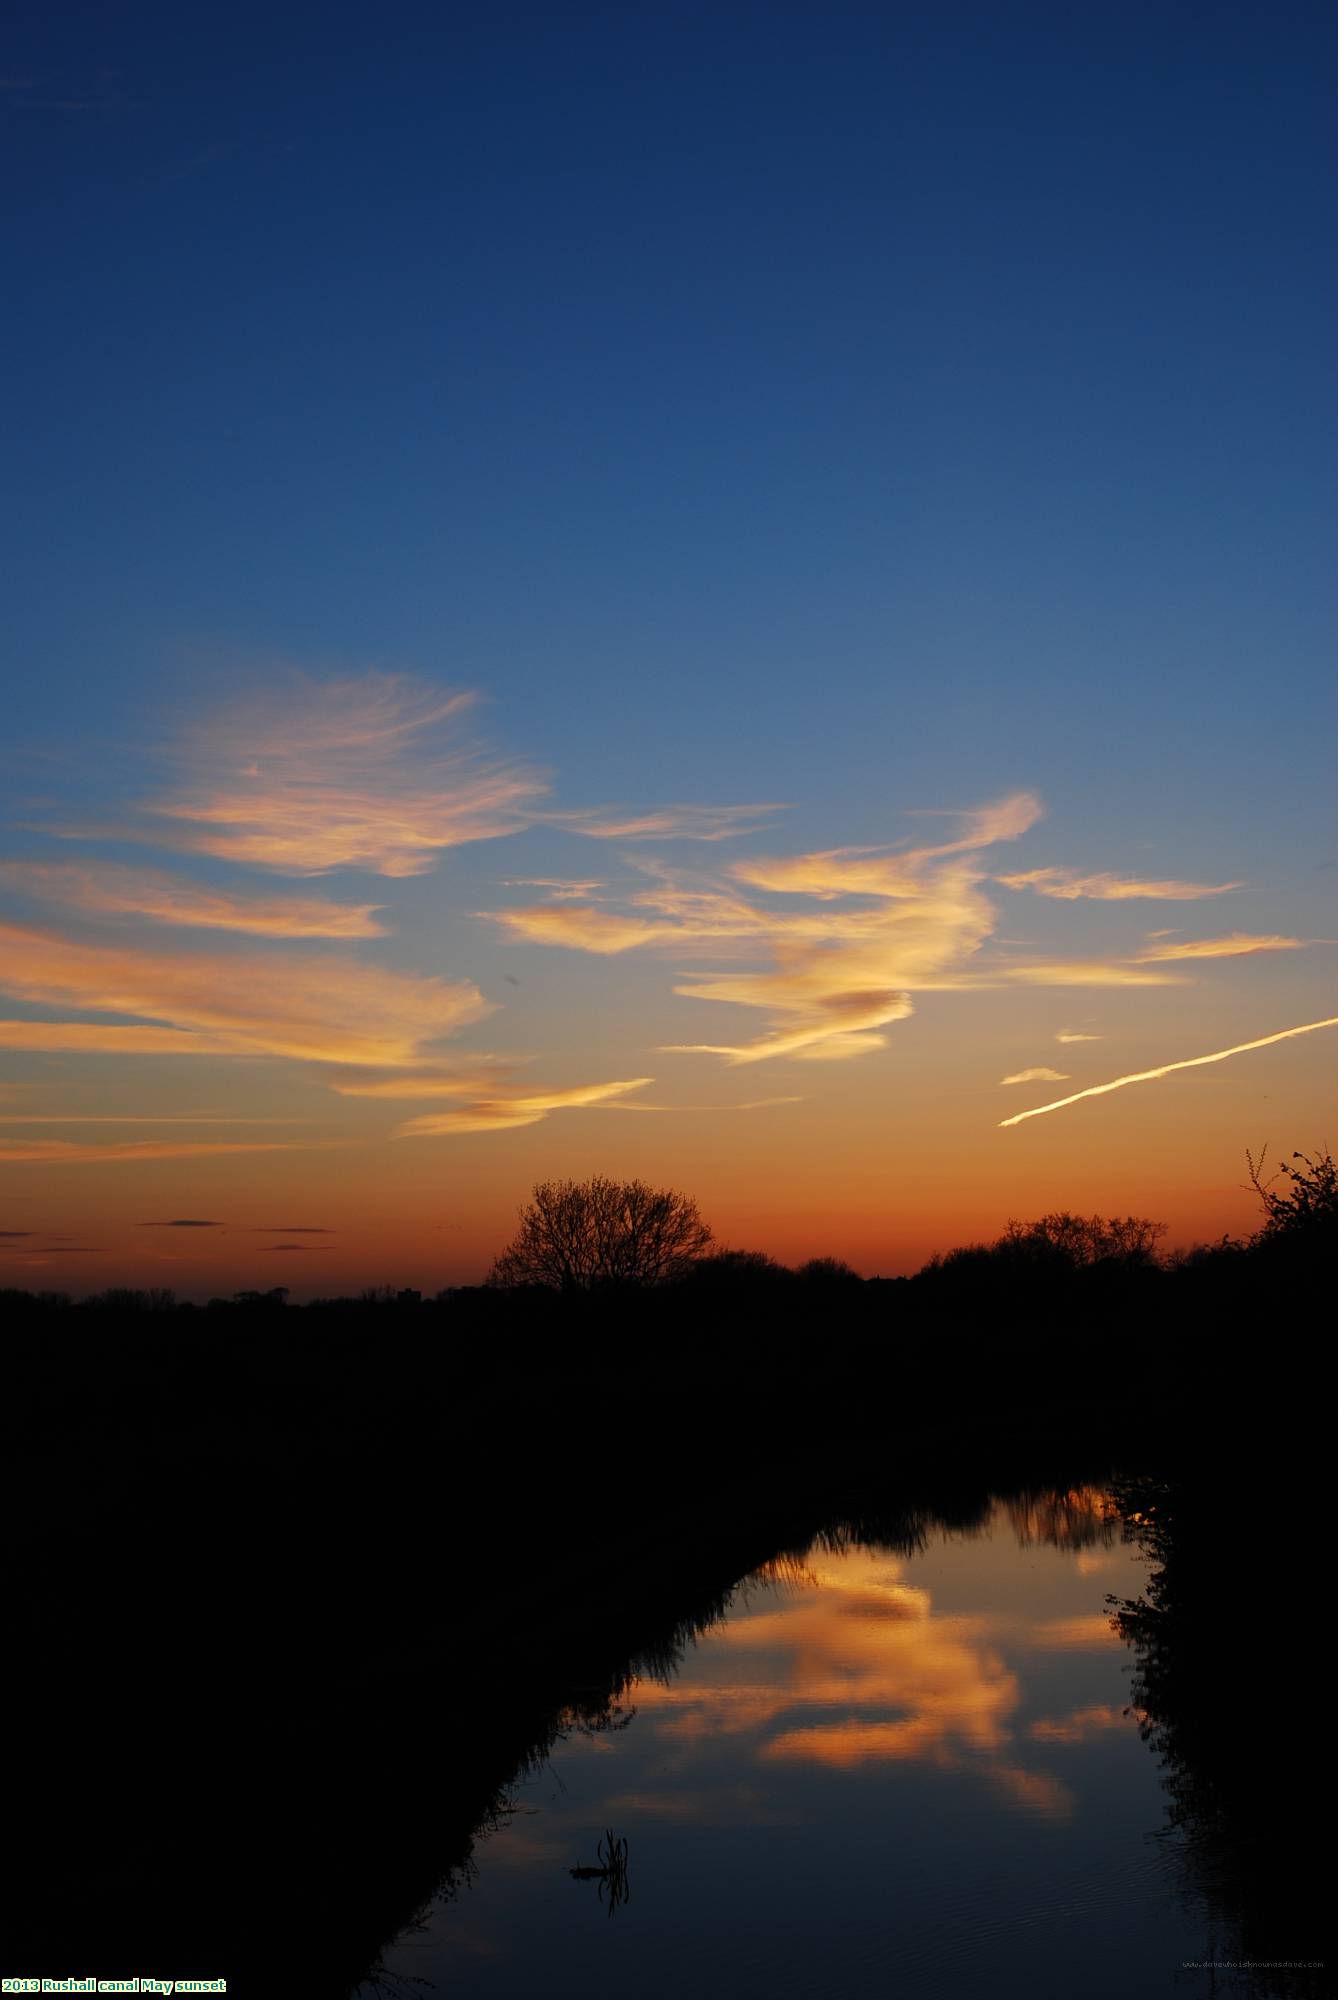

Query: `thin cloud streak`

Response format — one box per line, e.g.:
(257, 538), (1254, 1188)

(0, 1139), (324, 1165)
(997, 868), (1242, 901)
(0, 860), (389, 937)
(1000, 1016), (1338, 1127)
(331, 1065), (520, 1100)
(0, 922), (492, 1066)
(1135, 933), (1315, 961)
(0, 1115), (308, 1124)
(0, 1021), (242, 1054)
(997, 962), (1187, 987)
(603, 1094), (803, 1112)
(397, 1076), (655, 1136)
(333, 1067), (798, 1113)
(1000, 1067), (1068, 1086)
(545, 804), (784, 842)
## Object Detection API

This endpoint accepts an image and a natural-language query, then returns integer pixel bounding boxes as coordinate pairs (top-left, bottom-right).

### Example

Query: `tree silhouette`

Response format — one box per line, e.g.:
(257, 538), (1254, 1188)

(488, 1176), (713, 1291)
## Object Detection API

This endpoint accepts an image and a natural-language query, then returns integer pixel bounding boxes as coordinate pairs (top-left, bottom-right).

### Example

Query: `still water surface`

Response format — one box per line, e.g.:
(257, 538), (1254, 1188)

(370, 1490), (1215, 1997)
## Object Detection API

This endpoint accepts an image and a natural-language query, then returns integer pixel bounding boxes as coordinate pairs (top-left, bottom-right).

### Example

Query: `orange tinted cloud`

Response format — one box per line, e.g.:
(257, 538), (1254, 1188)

(1000, 1067), (1068, 1085)
(0, 922), (492, 1065)
(0, 1138), (317, 1165)
(547, 803), (784, 841)
(0, 860), (388, 937)
(396, 1076), (655, 1135)
(997, 961), (1187, 987)
(997, 867), (1241, 900)
(732, 793), (1045, 899)
(493, 796), (1044, 1063)
(331, 1062), (521, 1099)
(1135, 932), (1313, 961)
(0, 1021), (240, 1054)
(490, 905), (665, 953)
(333, 1068), (798, 1115)
(112, 673), (545, 877)
(664, 988), (917, 1065)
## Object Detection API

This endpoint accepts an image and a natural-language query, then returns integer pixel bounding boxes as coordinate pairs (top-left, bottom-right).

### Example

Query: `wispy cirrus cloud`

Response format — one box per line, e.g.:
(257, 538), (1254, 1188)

(1000, 1067), (1068, 1086)
(397, 1076), (656, 1136)
(0, 922), (492, 1066)
(330, 1061), (521, 1100)
(1055, 1031), (1103, 1043)
(1134, 932), (1316, 962)
(501, 877), (607, 901)
(0, 1115), (302, 1124)
(0, 1139), (320, 1165)
(545, 803), (784, 842)
(995, 961), (1186, 988)
(0, 860), (388, 938)
(490, 791), (1201, 1064)
(997, 867), (1241, 901)
(488, 904), (668, 954)
(35, 673), (776, 883)
(0, 1021), (256, 1054)
(334, 1064), (799, 1128)
(733, 794), (1045, 899)
(87, 674), (546, 878)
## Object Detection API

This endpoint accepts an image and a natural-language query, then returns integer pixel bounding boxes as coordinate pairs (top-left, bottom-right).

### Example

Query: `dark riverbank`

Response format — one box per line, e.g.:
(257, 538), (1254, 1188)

(2, 1241), (1326, 1995)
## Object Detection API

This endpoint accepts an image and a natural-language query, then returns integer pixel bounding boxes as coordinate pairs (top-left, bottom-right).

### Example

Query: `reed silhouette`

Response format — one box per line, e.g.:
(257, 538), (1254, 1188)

(569, 1828), (631, 1915)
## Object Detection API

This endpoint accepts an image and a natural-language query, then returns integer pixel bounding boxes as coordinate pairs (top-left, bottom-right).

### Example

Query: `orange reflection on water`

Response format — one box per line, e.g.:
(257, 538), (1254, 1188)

(631, 1534), (1130, 1821)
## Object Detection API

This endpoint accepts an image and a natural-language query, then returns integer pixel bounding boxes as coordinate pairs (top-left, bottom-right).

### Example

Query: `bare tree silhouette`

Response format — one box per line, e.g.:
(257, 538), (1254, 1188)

(488, 1176), (712, 1291)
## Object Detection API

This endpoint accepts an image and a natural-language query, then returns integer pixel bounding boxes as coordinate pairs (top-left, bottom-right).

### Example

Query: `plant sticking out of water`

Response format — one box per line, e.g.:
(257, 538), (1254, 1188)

(569, 1828), (631, 1915)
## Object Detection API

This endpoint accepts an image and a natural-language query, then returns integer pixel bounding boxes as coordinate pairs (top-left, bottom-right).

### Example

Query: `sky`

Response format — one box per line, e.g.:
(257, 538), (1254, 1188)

(2, 1), (1335, 1295)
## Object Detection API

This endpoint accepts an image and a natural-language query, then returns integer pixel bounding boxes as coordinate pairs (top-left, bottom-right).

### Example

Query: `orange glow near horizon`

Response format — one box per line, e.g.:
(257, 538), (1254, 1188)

(3, 673), (1334, 1298)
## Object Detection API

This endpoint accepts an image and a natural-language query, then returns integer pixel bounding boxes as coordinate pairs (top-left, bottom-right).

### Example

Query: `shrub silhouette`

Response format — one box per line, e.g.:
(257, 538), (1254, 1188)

(1000, 1211), (1165, 1266)
(488, 1175), (713, 1291)
(923, 1210), (1165, 1281)
(1247, 1147), (1337, 1253)
(796, 1256), (862, 1285)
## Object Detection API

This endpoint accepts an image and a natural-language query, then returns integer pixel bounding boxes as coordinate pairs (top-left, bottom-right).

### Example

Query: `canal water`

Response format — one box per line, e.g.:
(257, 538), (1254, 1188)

(365, 1489), (1221, 1997)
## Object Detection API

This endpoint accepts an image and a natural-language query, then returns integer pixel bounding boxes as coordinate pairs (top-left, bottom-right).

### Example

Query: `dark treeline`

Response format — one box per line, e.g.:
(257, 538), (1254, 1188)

(2, 1157), (1331, 1996)
(8, 1145), (1333, 1318)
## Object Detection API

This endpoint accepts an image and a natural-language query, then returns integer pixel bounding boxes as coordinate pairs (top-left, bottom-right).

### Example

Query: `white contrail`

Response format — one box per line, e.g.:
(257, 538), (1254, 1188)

(999, 1015), (1338, 1127)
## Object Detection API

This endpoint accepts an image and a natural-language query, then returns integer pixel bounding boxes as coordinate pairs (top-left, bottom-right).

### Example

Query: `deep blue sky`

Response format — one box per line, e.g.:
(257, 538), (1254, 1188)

(6, 1), (1335, 843)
